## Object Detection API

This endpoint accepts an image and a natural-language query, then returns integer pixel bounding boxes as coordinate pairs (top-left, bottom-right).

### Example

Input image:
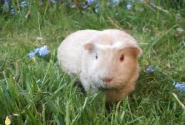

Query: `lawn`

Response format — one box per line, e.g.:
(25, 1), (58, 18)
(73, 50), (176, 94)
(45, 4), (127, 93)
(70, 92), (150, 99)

(0, 0), (185, 125)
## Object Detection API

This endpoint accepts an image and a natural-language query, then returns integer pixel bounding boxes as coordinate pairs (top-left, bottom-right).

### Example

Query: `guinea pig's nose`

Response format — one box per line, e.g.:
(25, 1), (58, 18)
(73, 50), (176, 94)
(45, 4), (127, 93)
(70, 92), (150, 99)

(102, 77), (113, 83)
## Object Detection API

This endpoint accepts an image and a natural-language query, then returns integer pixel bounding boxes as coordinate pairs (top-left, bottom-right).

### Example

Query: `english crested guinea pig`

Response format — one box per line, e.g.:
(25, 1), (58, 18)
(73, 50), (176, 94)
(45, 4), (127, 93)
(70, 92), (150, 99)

(57, 29), (142, 103)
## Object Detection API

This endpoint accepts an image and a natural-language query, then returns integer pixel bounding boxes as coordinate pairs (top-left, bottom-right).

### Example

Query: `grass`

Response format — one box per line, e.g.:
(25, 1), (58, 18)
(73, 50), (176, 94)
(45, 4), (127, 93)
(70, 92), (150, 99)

(0, 0), (185, 124)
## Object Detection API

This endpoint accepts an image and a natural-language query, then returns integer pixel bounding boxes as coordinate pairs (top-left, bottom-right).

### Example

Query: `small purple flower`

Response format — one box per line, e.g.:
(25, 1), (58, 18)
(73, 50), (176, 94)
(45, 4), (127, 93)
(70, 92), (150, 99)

(50, 0), (56, 3)
(86, 0), (97, 5)
(83, 5), (89, 10)
(146, 65), (155, 73)
(112, 0), (119, 5)
(4, 0), (10, 3)
(10, 6), (15, 15)
(126, 0), (146, 11)
(174, 82), (185, 92)
(28, 45), (50, 58)
(126, 3), (132, 10)
(107, 0), (119, 7)
(94, 4), (99, 13)
(38, 45), (50, 57)
(50, 0), (61, 4)
(28, 51), (36, 58)
(21, 0), (27, 7)
(95, 7), (99, 13)
(34, 48), (40, 54)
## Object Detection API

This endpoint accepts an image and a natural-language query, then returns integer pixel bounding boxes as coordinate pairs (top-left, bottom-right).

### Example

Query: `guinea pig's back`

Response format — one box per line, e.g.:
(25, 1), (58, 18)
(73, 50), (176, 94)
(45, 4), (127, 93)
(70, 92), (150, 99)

(102, 29), (138, 46)
(57, 30), (99, 75)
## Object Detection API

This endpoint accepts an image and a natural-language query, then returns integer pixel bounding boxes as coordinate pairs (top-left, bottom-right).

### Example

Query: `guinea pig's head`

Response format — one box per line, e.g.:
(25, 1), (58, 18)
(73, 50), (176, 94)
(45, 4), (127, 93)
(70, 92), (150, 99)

(83, 40), (142, 90)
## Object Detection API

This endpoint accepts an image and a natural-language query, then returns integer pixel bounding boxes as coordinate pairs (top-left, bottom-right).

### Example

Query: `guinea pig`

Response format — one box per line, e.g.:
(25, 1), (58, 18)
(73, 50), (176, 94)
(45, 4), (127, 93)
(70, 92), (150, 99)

(57, 29), (142, 103)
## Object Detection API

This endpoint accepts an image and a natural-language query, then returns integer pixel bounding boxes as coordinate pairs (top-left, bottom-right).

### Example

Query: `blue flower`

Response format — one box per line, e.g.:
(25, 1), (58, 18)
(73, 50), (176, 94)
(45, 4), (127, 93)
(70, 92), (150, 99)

(50, 0), (60, 4)
(38, 45), (50, 57)
(4, 0), (10, 3)
(21, 0), (27, 7)
(28, 45), (50, 58)
(146, 65), (155, 73)
(10, 6), (15, 15)
(50, 0), (56, 3)
(107, 0), (120, 7)
(86, 0), (97, 5)
(95, 5), (99, 13)
(174, 82), (185, 92)
(34, 48), (40, 54)
(28, 51), (36, 58)
(112, 0), (119, 5)
(126, 3), (132, 10)
(126, 0), (147, 11)
(83, 5), (89, 10)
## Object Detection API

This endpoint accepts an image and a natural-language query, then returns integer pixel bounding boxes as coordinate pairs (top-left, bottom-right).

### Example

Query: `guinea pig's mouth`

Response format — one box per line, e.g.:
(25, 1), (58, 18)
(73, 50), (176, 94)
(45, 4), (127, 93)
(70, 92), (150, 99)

(93, 78), (125, 90)
(99, 86), (119, 91)
(99, 86), (111, 91)
(98, 83), (116, 90)
(99, 81), (126, 90)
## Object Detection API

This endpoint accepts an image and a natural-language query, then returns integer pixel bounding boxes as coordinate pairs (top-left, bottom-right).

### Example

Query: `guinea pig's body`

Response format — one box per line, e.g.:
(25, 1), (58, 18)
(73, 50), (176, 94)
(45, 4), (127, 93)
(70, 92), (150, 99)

(57, 29), (142, 102)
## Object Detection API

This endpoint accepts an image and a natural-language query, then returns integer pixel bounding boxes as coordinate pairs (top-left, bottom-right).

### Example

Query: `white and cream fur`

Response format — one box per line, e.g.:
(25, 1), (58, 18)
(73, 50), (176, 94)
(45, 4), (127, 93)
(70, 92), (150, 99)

(57, 29), (142, 102)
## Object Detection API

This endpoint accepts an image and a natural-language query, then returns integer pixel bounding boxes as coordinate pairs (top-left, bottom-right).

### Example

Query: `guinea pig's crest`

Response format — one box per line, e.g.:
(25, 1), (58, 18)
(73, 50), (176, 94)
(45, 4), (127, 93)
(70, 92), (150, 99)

(84, 41), (142, 57)
(84, 42), (108, 51)
(113, 41), (142, 57)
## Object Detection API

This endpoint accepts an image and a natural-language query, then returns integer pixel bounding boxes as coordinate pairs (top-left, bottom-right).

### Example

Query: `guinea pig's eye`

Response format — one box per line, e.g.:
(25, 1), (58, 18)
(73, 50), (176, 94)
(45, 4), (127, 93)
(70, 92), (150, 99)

(95, 53), (98, 59)
(120, 54), (124, 62)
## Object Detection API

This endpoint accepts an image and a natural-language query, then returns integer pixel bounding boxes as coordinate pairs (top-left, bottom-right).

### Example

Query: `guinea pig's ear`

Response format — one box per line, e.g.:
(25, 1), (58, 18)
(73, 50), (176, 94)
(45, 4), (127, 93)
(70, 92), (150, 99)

(84, 42), (94, 50)
(124, 46), (142, 57)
